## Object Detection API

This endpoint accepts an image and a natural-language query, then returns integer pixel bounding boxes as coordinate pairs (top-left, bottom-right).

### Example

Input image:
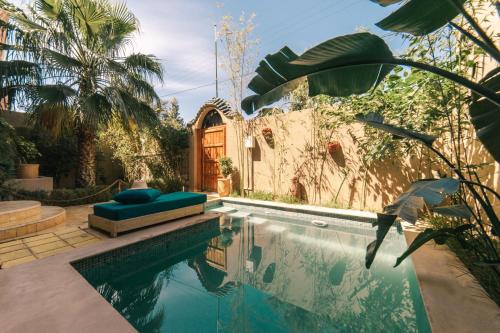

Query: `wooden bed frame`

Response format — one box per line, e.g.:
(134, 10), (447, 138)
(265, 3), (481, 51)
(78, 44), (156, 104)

(88, 203), (205, 237)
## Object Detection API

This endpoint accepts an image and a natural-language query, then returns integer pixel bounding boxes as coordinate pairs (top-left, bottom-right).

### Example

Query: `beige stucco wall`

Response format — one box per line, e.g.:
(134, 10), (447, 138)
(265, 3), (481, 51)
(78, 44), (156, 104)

(189, 106), (499, 213)
(244, 109), (432, 211)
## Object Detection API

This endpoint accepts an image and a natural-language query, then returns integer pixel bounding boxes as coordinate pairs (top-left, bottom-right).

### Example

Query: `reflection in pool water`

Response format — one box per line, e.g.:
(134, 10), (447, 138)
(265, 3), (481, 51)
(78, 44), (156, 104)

(74, 210), (431, 333)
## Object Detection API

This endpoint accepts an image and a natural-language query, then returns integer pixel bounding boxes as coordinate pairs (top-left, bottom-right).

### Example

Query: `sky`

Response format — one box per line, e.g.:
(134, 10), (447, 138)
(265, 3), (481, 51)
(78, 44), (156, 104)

(11, 0), (406, 122)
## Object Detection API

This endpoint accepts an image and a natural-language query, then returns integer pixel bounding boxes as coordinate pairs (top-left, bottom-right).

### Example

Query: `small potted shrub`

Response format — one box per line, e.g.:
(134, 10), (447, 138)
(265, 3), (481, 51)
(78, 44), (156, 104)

(326, 141), (341, 155)
(218, 156), (233, 197)
(16, 138), (41, 179)
(262, 128), (274, 148)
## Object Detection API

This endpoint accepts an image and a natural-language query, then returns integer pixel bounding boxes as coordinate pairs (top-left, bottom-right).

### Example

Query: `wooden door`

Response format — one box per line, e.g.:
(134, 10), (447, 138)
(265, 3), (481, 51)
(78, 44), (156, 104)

(200, 125), (226, 192)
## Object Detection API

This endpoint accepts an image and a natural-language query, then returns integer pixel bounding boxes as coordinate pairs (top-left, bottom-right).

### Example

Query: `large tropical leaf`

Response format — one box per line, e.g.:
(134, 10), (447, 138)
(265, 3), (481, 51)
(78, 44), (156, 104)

(470, 68), (500, 162)
(394, 224), (474, 267)
(356, 112), (437, 146)
(124, 53), (164, 82)
(370, 0), (401, 6)
(35, 0), (63, 19)
(385, 178), (460, 224)
(242, 33), (395, 114)
(69, 0), (108, 36)
(43, 48), (83, 70)
(432, 205), (472, 219)
(373, 0), (466, 35)
(365, 213), (397, 268)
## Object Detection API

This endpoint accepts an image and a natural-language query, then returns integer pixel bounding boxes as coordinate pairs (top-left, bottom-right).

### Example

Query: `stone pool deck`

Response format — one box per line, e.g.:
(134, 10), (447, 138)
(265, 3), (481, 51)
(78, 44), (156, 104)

(0, 211), (221, 333)
(0, 205), (103, 269)
(0, 194), (220, 269)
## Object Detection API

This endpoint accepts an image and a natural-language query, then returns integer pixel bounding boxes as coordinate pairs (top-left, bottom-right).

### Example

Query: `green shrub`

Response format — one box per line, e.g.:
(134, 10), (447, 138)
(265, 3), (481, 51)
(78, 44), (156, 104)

(0, 185), (116, 206)
(277, 194), (303, 204)
(16, 138), (40, 163)
(148, 176), (184, 193)
(219, 156), (233, 178)
(247, 191), (275, 201)
(0, 118), (17, 183)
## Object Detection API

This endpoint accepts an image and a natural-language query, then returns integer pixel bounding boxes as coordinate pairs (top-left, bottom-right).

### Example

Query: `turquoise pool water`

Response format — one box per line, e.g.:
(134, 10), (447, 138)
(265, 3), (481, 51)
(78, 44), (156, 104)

(73, 205), (431, 333)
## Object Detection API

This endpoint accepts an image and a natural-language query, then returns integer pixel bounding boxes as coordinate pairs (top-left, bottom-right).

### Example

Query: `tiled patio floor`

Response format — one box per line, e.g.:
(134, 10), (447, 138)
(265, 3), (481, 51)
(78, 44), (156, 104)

(0, 204), (104, 269)
(0, 227), (101, 268)
(0, 194), (219, 270)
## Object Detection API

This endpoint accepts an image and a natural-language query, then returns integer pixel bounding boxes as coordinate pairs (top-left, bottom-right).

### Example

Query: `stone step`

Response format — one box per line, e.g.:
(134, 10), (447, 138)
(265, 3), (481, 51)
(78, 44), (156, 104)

(0, 201), (41, 225)
(0, 206), (66, 241)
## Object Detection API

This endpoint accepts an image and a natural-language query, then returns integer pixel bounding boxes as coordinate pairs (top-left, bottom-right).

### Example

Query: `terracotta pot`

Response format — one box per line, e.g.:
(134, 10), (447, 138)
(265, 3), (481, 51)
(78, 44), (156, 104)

(327, 141), (341, 155)
(262, 128), (274, 147)
(217, 178), (231, 197)
(17, 164), (39, 179)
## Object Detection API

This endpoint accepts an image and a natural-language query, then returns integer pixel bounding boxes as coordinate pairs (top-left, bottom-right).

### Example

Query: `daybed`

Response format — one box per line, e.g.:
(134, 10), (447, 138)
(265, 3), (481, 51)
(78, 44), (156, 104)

(88, 192), (207, 237)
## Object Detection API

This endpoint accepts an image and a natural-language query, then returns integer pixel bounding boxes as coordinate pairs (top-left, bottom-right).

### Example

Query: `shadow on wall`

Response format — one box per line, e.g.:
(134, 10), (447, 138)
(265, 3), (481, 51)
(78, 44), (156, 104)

(245, 109), (434, 211)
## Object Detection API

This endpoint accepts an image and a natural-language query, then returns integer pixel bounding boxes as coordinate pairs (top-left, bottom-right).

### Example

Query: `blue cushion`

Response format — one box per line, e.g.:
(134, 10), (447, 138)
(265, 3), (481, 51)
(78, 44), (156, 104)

(113, 188), (161, 204)
(94, 192), (207, 221)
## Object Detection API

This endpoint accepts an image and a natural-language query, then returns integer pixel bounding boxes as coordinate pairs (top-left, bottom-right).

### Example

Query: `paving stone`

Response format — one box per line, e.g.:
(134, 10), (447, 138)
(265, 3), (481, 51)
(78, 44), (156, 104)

(0, 239), (23, 249)
(54, 227), (80, 235)
(36, 246), (72, 258)
(1, 255), (36, 268)
(30, 240), (68, 255)
(72, 238), (101, 248)
(23, 233), (55, 243)
(64, 233), (95, 245)
(24, 236), (60, 247)
(16, 225), (30, 237)
(58, 230), (87, 239)
(3, 229), (16, 240)
(0, 243), (26, 254)
(0, 249), (32, 263)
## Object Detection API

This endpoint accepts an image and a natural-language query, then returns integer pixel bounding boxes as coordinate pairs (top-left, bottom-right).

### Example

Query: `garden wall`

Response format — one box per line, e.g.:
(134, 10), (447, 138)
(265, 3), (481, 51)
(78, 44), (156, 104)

(198, 108), (500, 214)
(243, 109), (434, 211)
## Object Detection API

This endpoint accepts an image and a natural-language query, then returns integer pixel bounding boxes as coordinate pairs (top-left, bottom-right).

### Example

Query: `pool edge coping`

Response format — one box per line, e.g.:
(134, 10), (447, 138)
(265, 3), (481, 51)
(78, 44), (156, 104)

(0, 211), (222, 333)
(220, 197), (377, 222)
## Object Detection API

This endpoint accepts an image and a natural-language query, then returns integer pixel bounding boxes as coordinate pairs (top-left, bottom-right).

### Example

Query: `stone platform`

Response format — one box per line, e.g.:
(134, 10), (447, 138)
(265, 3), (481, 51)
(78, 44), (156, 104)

(0, 201), (65, 241)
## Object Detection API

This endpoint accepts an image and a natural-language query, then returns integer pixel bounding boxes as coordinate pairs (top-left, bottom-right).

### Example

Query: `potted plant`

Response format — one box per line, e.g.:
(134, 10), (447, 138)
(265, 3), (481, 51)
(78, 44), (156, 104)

(326, 141), (341, 155)
(218, 156), (233, 197)
(16, 138), (41, 179)
(262, 128), (274, 148)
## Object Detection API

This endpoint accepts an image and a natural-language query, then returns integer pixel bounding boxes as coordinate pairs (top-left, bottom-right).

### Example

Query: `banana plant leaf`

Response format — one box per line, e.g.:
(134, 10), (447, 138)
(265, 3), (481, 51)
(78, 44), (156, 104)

(241, 33), (395, 114)
(394, 224), (474, 267)
(356, 113), (437, 147)
(365, 213), (397, 268)
(369, 0), (401, 6)
(470, 68), (500, 162)
(384, 178), (460, 224)
(373, 0), (466, 35)
(432, 204), (472, 219)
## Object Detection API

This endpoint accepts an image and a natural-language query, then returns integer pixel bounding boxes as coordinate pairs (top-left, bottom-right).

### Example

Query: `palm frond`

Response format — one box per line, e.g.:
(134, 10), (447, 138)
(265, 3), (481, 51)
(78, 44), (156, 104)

(124, 53), (163, 83)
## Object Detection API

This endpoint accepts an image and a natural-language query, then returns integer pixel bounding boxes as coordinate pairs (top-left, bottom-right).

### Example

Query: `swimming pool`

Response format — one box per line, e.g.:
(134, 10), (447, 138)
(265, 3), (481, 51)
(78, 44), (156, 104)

(73, 203), (431, 333)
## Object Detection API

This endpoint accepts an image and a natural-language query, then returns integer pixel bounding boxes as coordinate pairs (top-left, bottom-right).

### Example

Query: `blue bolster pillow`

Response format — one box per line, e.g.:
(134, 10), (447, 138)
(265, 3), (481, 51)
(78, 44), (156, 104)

(113, 188), (161, 204)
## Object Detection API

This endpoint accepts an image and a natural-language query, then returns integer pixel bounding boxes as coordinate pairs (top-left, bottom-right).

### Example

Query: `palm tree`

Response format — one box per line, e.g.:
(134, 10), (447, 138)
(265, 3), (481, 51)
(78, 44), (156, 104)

(0, 0), (163, 186)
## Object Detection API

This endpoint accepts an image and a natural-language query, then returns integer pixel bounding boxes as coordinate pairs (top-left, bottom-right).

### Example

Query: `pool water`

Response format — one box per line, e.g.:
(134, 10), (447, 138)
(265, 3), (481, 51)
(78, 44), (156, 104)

(73, 205), (431, 333)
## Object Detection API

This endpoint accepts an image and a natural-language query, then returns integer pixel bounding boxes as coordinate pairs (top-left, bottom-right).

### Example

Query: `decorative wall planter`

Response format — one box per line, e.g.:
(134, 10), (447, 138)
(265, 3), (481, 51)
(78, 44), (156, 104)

(262, 128), (275, 148)
(17, 163), (39, 179)
(217, 178), (231, 197)
(326, 141), (341, 155)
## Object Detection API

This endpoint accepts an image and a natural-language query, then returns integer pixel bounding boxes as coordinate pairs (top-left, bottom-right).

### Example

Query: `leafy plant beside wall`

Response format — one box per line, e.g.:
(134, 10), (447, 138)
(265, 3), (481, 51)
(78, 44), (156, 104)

(219, 156), (234, 178)
(241, 0), (499, 269)
(0, 118), (18, 182)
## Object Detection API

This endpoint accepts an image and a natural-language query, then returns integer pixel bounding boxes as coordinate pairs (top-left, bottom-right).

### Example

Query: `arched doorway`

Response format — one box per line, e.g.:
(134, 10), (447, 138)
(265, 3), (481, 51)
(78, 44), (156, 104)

(199, 109), (226, 192)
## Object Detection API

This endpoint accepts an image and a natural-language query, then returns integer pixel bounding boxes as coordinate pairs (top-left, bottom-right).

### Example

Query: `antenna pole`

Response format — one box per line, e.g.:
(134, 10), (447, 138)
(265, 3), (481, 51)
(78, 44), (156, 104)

(214, 24), (219, 98)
